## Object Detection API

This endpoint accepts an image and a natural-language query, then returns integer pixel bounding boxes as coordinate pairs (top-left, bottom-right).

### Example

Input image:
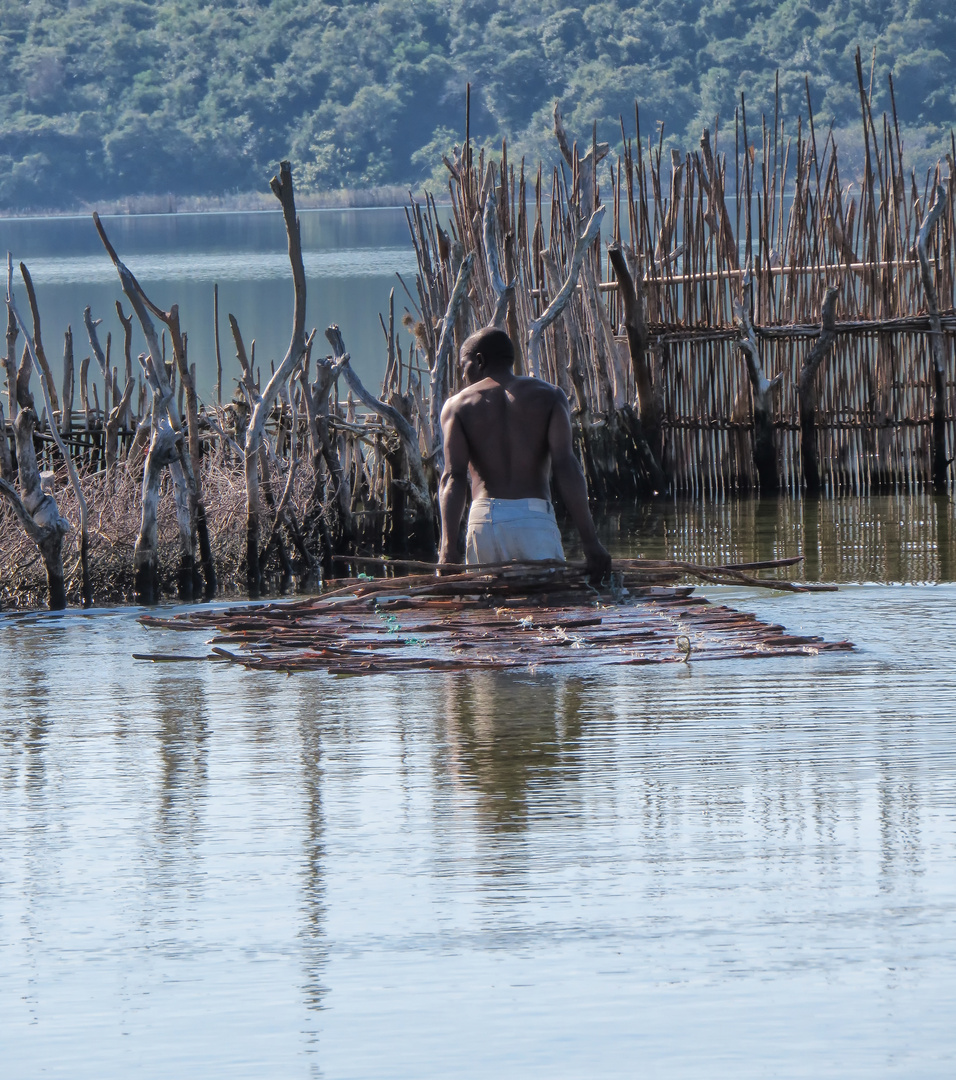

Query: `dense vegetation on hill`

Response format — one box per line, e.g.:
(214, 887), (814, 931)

(1, 0), (953, 210)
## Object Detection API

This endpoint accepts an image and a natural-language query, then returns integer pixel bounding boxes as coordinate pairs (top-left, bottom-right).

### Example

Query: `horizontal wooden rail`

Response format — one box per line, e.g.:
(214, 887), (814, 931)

(531, 260), (926, 296)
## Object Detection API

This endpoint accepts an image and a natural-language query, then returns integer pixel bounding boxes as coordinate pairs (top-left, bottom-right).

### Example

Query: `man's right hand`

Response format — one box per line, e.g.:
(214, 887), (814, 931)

(584, 540), (612, 586)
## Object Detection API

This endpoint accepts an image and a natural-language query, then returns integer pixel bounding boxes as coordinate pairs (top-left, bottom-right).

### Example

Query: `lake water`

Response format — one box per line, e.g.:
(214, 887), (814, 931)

(0, 208), (420, 400)
(3, 493), (956, 1078)
(2, 211), (956, 1077)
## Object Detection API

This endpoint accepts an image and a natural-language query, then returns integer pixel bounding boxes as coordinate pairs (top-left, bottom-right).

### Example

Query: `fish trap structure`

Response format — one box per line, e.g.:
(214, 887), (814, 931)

(404, 58), (956, 497)
(137, 559), (853, 675)
(5, 67), (956, 613)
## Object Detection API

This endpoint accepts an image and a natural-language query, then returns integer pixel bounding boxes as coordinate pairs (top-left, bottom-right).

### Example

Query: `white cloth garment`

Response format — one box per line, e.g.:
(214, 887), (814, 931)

(465, 497), (565, 565)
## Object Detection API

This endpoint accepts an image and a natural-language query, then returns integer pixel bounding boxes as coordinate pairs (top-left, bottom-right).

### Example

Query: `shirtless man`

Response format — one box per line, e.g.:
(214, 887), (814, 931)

(438, 326), (612, 582)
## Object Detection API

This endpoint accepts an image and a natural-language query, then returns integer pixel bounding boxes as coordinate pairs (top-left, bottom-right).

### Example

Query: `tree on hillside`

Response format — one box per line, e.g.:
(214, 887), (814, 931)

(0, 0), (953, 210)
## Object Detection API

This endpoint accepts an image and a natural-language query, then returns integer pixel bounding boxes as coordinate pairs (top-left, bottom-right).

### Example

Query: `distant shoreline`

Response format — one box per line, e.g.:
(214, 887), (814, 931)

(0, 185), (446, 220)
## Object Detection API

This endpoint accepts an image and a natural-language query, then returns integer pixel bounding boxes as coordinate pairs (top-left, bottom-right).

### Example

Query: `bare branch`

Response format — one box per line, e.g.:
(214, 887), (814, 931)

(4, 304), (17, 417)
(0, 475), (46, 543)
(326, 325), (433, 515)
(244, 161), (309, 595)
(553, 102), (609, 169)
(429, 251), (475, 465)
(93, 211), (215, 598)
(482, 185), (516, 329)
(83, 305), (109, 381)
(7, 253), (89, 599)
(528, 206), (605, 376)
(18, 262), (59, 412)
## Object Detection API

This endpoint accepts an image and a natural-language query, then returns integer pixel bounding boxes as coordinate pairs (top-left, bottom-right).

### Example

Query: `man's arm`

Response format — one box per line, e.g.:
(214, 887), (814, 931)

(547, 390), (612, 583)
(438, 399), (470, 566)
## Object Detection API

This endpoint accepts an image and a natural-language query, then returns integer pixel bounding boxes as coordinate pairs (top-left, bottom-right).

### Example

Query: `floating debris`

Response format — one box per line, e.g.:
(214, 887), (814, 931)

(137, 558), (852, 674)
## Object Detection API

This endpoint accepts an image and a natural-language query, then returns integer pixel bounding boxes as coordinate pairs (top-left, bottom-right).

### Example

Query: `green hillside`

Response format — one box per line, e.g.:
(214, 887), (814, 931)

(1, 0), (953, 210)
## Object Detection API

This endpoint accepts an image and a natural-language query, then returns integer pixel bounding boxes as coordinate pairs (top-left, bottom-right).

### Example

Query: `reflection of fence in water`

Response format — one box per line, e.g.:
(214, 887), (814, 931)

(615, 495), (955, 583)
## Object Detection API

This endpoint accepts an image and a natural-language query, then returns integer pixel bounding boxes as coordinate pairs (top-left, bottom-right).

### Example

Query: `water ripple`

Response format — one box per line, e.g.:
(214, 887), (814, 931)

(19, 247), (419, 285)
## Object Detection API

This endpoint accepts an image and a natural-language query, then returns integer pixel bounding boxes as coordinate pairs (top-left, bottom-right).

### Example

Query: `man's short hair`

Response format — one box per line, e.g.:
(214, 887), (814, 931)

(462, 327), (514, 370)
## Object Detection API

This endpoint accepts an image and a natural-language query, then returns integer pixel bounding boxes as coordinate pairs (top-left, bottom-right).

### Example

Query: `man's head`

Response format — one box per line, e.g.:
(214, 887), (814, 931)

(459, 327), (515, 385)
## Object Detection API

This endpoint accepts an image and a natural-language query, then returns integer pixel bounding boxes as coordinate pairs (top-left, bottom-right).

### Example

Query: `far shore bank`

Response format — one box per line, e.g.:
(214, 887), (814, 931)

(0, 185), (449, 220)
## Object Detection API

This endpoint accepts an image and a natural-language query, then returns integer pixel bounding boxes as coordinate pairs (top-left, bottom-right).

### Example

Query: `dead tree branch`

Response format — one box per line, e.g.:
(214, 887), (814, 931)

(428, 251), (475, 471)
(482, 185), (516, 329)
(8, 255), (90, 606)
(528, 206), (606, 378)
(4, 306), (17, 417)
(134, 379), (181, 605)
(733, 284), (783, 492)
(92, 212), (215, 599)
(243, 160), (308, 596)
(798, 285), (841, 493)
(19, 262), (59, 413)
(326, 325), (433, 523)
(916, 182), (950, 492)
(608, 241), (667, 491)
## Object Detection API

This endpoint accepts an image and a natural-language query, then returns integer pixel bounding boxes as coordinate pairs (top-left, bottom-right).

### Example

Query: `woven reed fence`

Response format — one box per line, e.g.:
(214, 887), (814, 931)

(403, 62), (955, 495)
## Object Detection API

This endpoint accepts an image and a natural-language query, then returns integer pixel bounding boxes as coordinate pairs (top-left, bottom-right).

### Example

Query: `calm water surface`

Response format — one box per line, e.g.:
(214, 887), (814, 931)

(0, 209), (419, 398)
(3, 496), (956, 1078)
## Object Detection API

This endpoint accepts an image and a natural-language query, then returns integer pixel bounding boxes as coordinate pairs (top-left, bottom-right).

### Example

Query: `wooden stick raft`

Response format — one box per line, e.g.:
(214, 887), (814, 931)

(136, 559), (853, 673)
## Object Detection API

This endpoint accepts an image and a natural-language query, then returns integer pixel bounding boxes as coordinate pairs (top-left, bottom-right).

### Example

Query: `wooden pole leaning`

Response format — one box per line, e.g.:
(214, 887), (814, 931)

(243, 161), (308, 598)
(916, 183), (951, 493)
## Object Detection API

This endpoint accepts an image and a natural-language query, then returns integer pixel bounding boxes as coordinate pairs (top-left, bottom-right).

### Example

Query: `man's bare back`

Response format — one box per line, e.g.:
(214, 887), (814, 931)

(443, 375), (560, 502)
(438, 327), (611, 580)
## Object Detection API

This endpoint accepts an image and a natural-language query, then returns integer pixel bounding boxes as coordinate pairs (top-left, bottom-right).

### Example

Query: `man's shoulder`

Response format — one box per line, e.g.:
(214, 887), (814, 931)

(510, 375), (563, 396)
(444, 376), (564, 417)
(441, 383), (484, 423)
(443, 383), (482, 409)
(511, 376), (567, 408)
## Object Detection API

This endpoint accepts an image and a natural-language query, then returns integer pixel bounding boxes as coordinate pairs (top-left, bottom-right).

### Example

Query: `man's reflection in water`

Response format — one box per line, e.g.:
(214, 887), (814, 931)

(439, 672), (587, 832)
